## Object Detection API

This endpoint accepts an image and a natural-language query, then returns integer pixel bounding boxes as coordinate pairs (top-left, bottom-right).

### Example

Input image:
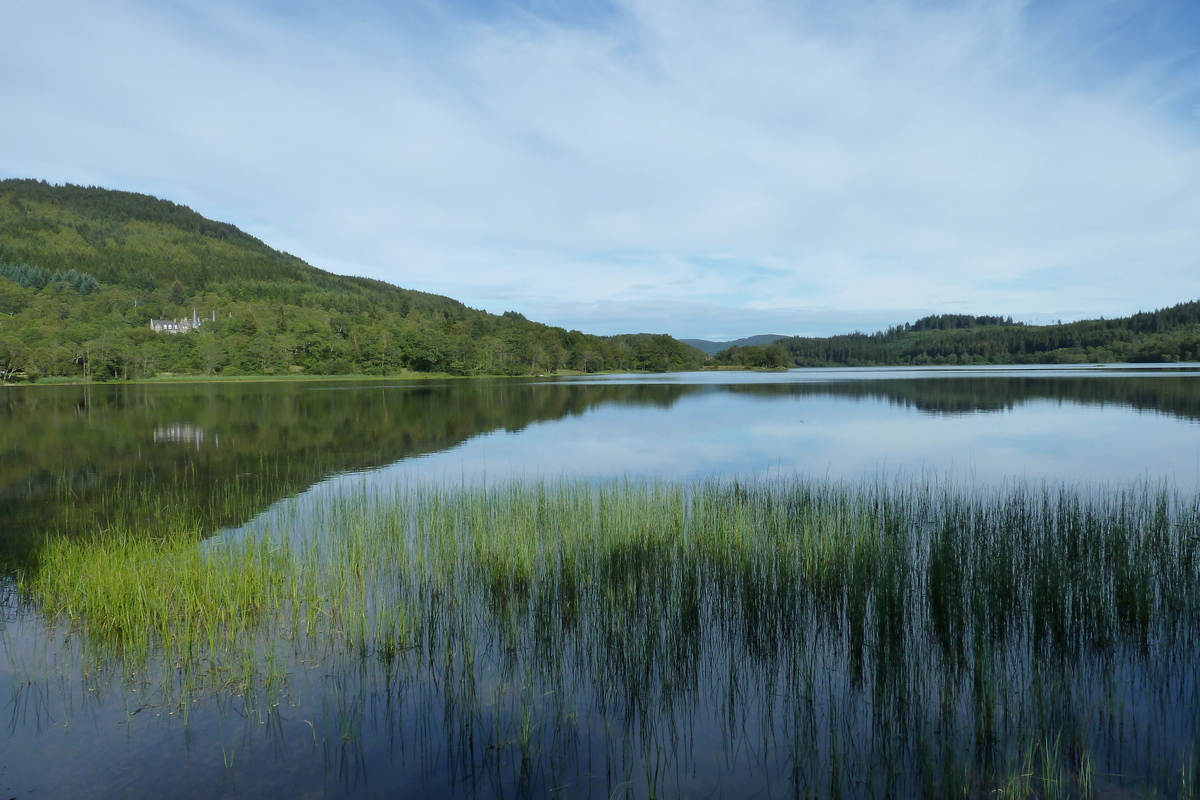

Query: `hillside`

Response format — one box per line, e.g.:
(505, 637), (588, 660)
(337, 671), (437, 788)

(0, 179), (704, 381)
(680, 334), (788, 356)
(711, 309), (1200, 367)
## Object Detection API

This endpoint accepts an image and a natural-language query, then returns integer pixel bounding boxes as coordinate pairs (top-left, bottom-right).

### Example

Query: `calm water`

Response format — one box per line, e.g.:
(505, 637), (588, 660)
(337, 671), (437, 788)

(4, 365), (1200, 799)
(368, 366), (1200, 487)
(5, 365), (1200, 534)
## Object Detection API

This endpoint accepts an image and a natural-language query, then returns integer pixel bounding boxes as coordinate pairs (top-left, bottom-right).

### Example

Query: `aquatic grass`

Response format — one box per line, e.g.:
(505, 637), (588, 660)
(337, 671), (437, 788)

(12, 476), (1200, 797)
(21, 522), (294, 695)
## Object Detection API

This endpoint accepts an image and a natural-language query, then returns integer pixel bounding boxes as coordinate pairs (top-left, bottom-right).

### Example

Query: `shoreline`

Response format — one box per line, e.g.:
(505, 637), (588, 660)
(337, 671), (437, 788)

(2, 368), (623, 387)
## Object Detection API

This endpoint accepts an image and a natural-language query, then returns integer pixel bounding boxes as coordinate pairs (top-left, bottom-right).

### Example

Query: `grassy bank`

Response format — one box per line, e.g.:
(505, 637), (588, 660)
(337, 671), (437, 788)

(14, 478), (1200, 797)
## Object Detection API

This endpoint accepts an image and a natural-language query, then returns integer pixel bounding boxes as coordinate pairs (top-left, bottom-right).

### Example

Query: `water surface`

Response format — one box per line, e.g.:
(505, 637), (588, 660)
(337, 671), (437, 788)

(3, 365), (1200, 799)
(5, 365), (1200, 547)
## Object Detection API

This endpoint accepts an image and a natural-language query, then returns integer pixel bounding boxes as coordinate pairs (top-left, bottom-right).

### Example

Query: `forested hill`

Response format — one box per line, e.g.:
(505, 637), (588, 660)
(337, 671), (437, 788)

(0, 179), (704, 381)
(711, 306), (1200, 367)
(680, 334), (788, 356)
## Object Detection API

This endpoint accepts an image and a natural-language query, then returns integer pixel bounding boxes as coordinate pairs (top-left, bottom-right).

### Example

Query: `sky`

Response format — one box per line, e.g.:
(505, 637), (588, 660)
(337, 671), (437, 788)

(2, 0), (1200, 339)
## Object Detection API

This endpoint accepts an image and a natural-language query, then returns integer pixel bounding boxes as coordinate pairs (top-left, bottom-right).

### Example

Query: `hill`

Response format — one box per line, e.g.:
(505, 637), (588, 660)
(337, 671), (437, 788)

(711, 309), (1200, 367)
(0, 179), (704, 381)
(679, 334), (788, 356)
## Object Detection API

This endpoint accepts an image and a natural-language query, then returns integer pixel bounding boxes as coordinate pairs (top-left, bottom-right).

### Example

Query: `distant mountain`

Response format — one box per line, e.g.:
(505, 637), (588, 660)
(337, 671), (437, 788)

(680, 334), (789, 356)
(0, 180), (705, 381)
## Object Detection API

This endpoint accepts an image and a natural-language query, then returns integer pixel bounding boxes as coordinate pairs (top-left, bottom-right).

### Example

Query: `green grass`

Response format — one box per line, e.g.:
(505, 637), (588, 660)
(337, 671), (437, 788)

(13, 477), (1200, 797)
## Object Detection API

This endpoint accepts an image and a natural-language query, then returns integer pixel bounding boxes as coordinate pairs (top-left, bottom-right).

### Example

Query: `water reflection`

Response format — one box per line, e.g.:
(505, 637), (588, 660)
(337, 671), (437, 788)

(153, 423), (216, 448)
(0, 380), (701, 566)
(3, 366), (1200, 563)
(4, 366), (1200, 798)
(722, 372), (1200, 421)
(6, 479), (1200, 799)
(367, 371), (1200, 490)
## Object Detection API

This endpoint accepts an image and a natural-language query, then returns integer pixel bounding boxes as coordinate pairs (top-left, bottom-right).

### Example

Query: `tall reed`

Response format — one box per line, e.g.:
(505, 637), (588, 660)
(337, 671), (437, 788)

(14, 476), (1200, 797)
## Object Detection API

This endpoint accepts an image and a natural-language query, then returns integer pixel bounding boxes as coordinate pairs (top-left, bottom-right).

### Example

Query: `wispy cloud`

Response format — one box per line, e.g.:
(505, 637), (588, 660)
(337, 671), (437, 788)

(2, 0), (1199, 337)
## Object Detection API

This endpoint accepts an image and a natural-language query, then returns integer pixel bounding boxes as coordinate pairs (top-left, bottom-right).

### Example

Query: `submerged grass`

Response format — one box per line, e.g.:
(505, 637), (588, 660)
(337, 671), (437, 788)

(13, 477), (1200, 797)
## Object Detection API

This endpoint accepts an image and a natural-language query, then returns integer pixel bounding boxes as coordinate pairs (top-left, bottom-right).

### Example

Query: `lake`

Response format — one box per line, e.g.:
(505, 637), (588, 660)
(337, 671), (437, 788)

(3, 365), (1200, 798)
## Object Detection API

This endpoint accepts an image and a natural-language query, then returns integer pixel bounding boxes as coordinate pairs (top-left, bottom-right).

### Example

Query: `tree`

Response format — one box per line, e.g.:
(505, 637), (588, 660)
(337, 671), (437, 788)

(0, 336), (28, 381)
(0, 277), (29, 316)
(168, 280), (188, 305)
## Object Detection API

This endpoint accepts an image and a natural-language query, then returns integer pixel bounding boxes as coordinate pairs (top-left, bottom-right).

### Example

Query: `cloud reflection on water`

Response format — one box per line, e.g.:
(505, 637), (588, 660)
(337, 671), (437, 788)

(350, 369), (1200, 490)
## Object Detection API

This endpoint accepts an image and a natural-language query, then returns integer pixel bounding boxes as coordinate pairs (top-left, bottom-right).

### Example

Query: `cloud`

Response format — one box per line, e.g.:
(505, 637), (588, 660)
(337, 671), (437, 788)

(1, 0), (1199, 337)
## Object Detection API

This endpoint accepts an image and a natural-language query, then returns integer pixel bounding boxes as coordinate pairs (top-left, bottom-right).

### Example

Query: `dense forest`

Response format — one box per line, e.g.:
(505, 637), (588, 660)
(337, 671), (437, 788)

(712, 307), (1200, 367)
(0, 179), (705, 382)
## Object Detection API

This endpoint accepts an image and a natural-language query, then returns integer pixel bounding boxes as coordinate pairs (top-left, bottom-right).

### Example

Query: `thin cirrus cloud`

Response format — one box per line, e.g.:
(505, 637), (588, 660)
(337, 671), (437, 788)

(1, 0), (1199, 338)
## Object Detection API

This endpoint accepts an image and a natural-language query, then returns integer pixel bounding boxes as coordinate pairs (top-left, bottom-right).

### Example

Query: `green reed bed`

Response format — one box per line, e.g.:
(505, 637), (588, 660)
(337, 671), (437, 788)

(14, 477), (1200, 798)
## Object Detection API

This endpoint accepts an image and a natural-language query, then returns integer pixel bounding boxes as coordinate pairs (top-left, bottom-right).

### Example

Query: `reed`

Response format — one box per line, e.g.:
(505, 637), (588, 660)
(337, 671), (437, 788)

(13, 476), (1200, 797)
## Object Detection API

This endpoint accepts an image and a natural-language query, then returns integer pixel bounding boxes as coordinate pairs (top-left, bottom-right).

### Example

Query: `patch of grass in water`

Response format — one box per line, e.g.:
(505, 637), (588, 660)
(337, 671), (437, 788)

(13, 477), (1200, 797)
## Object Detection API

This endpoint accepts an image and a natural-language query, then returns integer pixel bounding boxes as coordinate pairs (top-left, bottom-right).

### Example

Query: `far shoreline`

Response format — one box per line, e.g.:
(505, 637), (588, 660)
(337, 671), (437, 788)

(9, 360), (1195, 388)
(2, 367), (725, 387)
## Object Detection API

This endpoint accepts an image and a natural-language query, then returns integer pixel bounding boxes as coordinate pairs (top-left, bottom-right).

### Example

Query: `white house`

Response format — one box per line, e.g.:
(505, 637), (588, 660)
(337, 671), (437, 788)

(150, 308), (206, 334)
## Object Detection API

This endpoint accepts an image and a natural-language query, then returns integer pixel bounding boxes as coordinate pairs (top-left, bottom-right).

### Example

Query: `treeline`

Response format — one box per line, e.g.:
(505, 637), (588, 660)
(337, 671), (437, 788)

(714, 304), (1200, 367)
(905, 313), (1020, 333)
(0, 180), (704, 382)
(709, 341), (792, 368)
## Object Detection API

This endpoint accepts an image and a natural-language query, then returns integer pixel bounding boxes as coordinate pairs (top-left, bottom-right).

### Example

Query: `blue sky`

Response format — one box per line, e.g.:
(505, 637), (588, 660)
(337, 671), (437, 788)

(2, 0), (1200, 339)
